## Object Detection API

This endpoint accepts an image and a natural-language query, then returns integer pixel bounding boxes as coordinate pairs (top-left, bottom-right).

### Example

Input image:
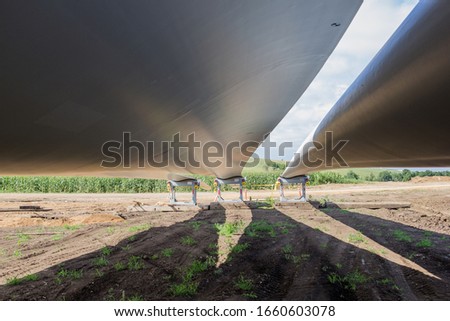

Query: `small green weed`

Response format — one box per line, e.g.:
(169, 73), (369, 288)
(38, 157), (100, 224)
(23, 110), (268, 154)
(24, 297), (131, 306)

(328, 270), (368, 291)
(128, 223), (151, 233)
(6, 274), (39, 286)
(17, 233), (30, 245)
(121, 245), (131, 251)
(93, 256), (109, 267)
(416, 238), (432, 248)
(261, 197), (275, 209)
(63, 225), (81, 231)
(282, 244), (293, 255)
(95, 268), (104, 278)
(114, 262), (126, 271)
(190, 222), (202, 231)
(245, 220), (275, 238)
(181, 236), (197, 246)
(52, 233), (63, 241)
(393, 230), (412, 242)
(230, 243), (249, 254)
(127, 256), (145, 270)
(423, 231), (432, 237)
(127, 294), (144, 301)
(234, 274), (253, 291)
(57, 268), (83, 280)
(161, 248), (174, 258)
(169, 282), (198, 297)
(101, 247), (112, 256)
(214, 221), (244, 237)
(348, 232), (366, 244)
(243, 292), (258, 299)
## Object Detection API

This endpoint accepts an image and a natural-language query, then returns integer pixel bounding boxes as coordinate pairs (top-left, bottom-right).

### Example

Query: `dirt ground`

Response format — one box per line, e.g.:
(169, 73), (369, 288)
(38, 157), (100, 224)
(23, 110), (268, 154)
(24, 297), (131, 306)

(0, 180), (449, 300)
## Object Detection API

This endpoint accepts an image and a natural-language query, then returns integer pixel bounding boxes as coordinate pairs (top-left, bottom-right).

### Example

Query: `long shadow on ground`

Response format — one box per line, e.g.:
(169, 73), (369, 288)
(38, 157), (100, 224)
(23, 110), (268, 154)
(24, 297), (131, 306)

(1, 205), (449, 300)
(316, 205), (450, 282)
(0, 209), (226, 300)
(198, 207), (450, 300)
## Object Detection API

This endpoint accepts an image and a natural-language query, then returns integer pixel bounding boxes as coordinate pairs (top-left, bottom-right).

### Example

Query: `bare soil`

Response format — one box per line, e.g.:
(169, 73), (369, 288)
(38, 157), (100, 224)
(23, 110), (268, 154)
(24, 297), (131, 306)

(0, 181), (449, 300)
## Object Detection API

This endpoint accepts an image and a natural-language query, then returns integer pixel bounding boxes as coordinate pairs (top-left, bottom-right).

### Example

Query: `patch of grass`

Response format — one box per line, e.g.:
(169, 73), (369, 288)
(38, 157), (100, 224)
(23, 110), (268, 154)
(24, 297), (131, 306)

(230, 243), (249, 254)
(345, 270), (369, 290)
(52, 233), (63, 241)
(378, 278), (401, 291)
(17, 233), (30, 245)
(114, 262), (126, 271)
(6, 277), (22, 286)
(282, 244), (293, 256)
(208, 242), (218, 254)
(128, 235), (137, 242)
(243, 292), (258, 299)
(170, 257), (214, 297)
(416, 238), (433, 248)
(151, 254), (159, 260)
(128, 223), (151, 233)
(335, 263), (343, 270)
(234, 274), (253, 291)
(6, 274), (39, 286)
(127, 294), (144, 301)
(106, 227), (116, 235)
(121, 244), (131, 251)
(184, 259), (214, 281)
(214, 221), (244, 237)
(261, 197), (275, 209)
(245, 220), (275, 238)
(180, 236), (197, 246)
(95, 268), (104, 278)
(328, 270), (369, 291)
(13, 249), (22, 257)
(275, 221), (296, 230)
(348, 232), (366, 244)
(327, 272), (340, 285)
(392, 230), (412, 242)
(205, 255), (215, 267)
(101, 247), (112, 256)
(169, 282), (198, 297)
(288, 253), (310, 265)
(57, 268), (83, 280)
(127, 256), (145, 270)
(423, 231), (432, 237)
(190, 222), (202, 231)
(92, 256), (109, 267)
(379, 278), (393, 285)
(318, 198), (328, 208)
(161, 248), (174, 258)
(104, 288), (116, 301)
(63, 224), (81, 231)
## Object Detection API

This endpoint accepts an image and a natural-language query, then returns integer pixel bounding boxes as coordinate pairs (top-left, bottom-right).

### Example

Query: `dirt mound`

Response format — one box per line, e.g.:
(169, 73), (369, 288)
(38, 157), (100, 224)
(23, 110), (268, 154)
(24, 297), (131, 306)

(411, 176), (450, 183)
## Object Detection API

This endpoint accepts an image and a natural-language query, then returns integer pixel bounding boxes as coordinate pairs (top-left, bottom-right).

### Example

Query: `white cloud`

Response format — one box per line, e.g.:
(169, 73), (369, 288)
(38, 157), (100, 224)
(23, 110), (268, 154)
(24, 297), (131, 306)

(263, 0), (418, 160)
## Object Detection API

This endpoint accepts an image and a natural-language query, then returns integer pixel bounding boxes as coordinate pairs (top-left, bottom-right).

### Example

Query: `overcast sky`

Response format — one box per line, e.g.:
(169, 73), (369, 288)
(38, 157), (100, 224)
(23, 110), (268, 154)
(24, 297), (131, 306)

(255, 0), (418, 161)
